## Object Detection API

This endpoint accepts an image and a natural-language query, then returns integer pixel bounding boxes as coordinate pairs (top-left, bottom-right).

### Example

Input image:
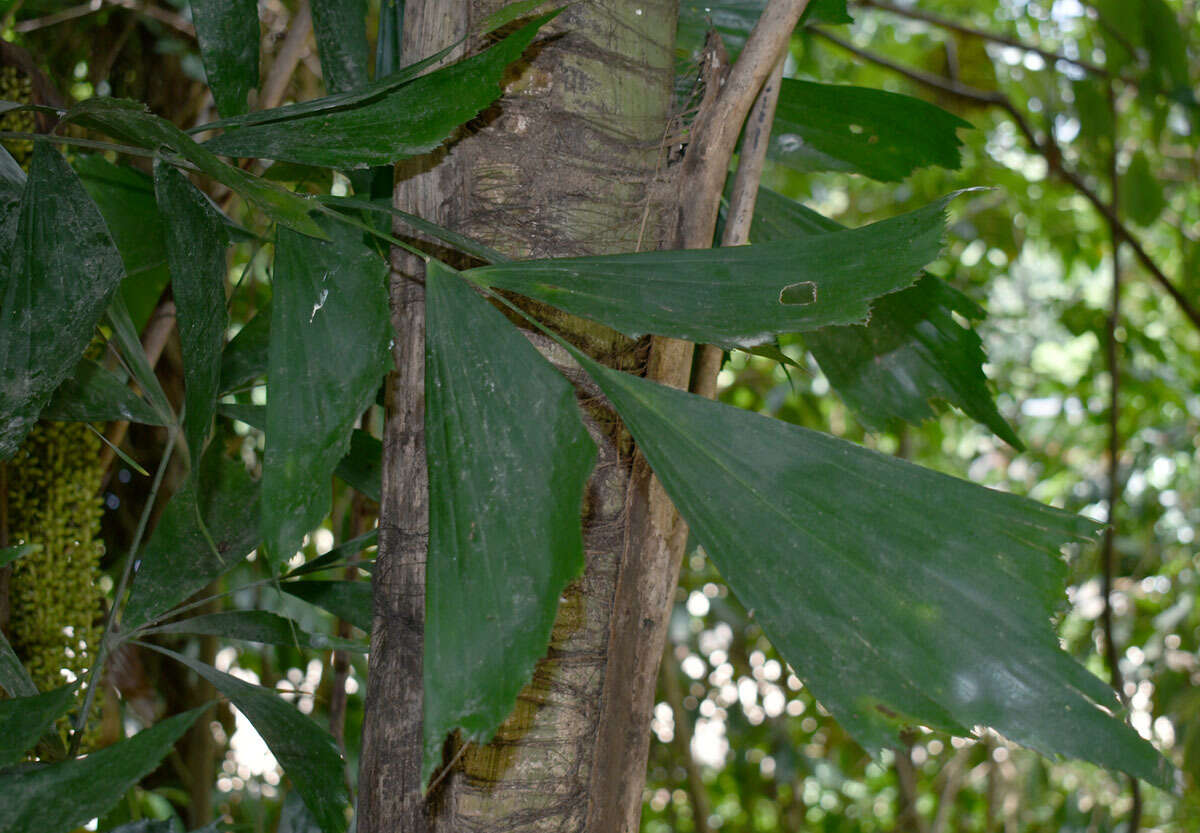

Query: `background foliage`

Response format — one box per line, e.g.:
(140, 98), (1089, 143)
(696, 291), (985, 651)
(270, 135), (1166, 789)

(0, 0), (1196, 831)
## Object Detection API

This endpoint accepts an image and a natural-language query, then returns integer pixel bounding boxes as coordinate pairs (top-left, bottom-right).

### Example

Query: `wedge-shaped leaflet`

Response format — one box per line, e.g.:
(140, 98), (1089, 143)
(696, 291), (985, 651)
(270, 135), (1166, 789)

(148, 647), (350, 833)
(219, 305), (270, 393)
(577, 355), (1171, 788)
(74, 155), (170, 330)
(469, 194), (959, 347)
(123, 449), (260, 629)
(64, 98), (324, 238)
(282, 581), (373, 633)
(0, 145), (24, 251)
(0, 706), (203, 833)
(0, 683), (77, 767)
(0, 630), (36, 697)
(263, 220), (390, 568)
(155, 163), (230, 468)
(143, 610), (364, 652)
(770, 80), (970, 182)
(191, 0), (260, 117)
(42, 359), (167, 425)
(204, 12), (558, 168)
(0, 144), (126, 458)
(310, 0), (369, 94)
(422, 262), (595, 785)
(750, 187), (1020, 447)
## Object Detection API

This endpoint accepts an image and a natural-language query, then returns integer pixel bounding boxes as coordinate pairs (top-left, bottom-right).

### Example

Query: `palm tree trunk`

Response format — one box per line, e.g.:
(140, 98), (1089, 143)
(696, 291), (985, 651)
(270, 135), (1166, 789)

(357, 2), (683, 831)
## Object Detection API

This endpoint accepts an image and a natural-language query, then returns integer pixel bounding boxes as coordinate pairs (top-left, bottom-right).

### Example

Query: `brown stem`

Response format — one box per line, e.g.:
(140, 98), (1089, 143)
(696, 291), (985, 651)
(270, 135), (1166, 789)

(592, 5), (809, 830)
(893, 738), (930, 833)
(260, 0), (313, 111)
(692, 54), (788, 400)
(1100, 86), (1143, 833)
(854, 0), (1116, 82)
(357, 7), (465, 829)
(811, 28), (1200, 334)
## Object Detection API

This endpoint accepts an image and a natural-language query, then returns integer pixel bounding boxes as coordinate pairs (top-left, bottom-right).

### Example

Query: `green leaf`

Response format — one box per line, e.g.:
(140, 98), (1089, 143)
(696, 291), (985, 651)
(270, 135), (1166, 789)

(278, 789), (323, 833)
(310, 0), (370, 95)
(0, 630), (37, 698)
(143, 611), (365, 652)
(333, 429), (381, 502)
(191, 0), (261, 117)
(770, 80), (970, 181)
(478, 0), (553, 31)
(64, 98), (324, 238)
(216, 403), (380, 501)
(677, 1), (848, 60)
(281, 528), (377, 578)
(1123, 150), (1166, 227)
(0, 706), (204, 833)
(0, 683), (78, 768)
(73, 155), (170, 332)
(41, 359), (167, 426)
(0, 145), (24, 256)
(749, 187), (1020, 448)
(574, 355), (1171, 789)
(106, 292), (175, 424)
(0, 143), (126, 459)
(800, 0), (851, 25)
(262, 219), (390, 568)
(219, 305), (271, 394)
(193, 43), (458, 135)
(123, 449), (260, 630)
(319, 196), (510, 264)
(468, 194), (962, 347)
(422, 262), (594, 786)
(280, 580), (372, 633)
(0, 543), (36, 569)
(204, 12), (559, 168)
(154, 162), (230, 470)
(148, 647), (350, 833)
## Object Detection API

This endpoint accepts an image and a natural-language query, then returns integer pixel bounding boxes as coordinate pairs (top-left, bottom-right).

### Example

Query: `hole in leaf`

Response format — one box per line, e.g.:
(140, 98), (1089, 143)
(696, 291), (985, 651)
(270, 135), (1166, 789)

(779, 281), (817, 306)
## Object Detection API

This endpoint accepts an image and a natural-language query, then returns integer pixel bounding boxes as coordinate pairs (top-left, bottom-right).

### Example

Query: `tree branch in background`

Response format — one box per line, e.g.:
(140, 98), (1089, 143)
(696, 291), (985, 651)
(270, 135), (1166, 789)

(1101, 87), (1143, 833)
(661, 643), (715, 833)
(14, 0), (196, 39)
(259, 0), (313, 111)
(811, 27), (1200, 333)
(853, 0), (1116, 82)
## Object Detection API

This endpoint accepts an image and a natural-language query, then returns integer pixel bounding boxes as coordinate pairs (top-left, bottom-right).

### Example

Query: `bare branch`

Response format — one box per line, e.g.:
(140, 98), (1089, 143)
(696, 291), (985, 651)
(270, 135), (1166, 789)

(854, 0), (1116, 81)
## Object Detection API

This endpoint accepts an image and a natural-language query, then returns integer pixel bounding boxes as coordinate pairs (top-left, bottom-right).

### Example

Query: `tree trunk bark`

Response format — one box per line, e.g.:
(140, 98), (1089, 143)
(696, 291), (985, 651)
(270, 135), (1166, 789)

(359, 3), (683, 832)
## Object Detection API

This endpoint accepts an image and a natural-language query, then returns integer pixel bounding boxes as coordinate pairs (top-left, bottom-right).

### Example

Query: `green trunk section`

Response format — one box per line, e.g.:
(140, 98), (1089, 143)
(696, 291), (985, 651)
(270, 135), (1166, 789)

(386, 2), (677, 831)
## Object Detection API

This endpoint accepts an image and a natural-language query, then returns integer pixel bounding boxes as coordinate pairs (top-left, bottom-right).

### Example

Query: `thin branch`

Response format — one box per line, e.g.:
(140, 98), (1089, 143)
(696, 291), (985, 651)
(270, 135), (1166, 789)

(259, 0), (313, 111)
(1101, 88), (1143, 833)
(854, 0), (1115, 81)
(13, 0), (195, 38)
(812, 27), (1200, 334)
(661, 643), (715, 833)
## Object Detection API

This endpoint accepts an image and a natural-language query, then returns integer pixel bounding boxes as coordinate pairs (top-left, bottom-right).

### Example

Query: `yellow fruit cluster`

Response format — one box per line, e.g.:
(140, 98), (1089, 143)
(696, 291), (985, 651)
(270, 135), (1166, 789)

(0, 65), (36, 166)
(5, 422), (105, 696)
